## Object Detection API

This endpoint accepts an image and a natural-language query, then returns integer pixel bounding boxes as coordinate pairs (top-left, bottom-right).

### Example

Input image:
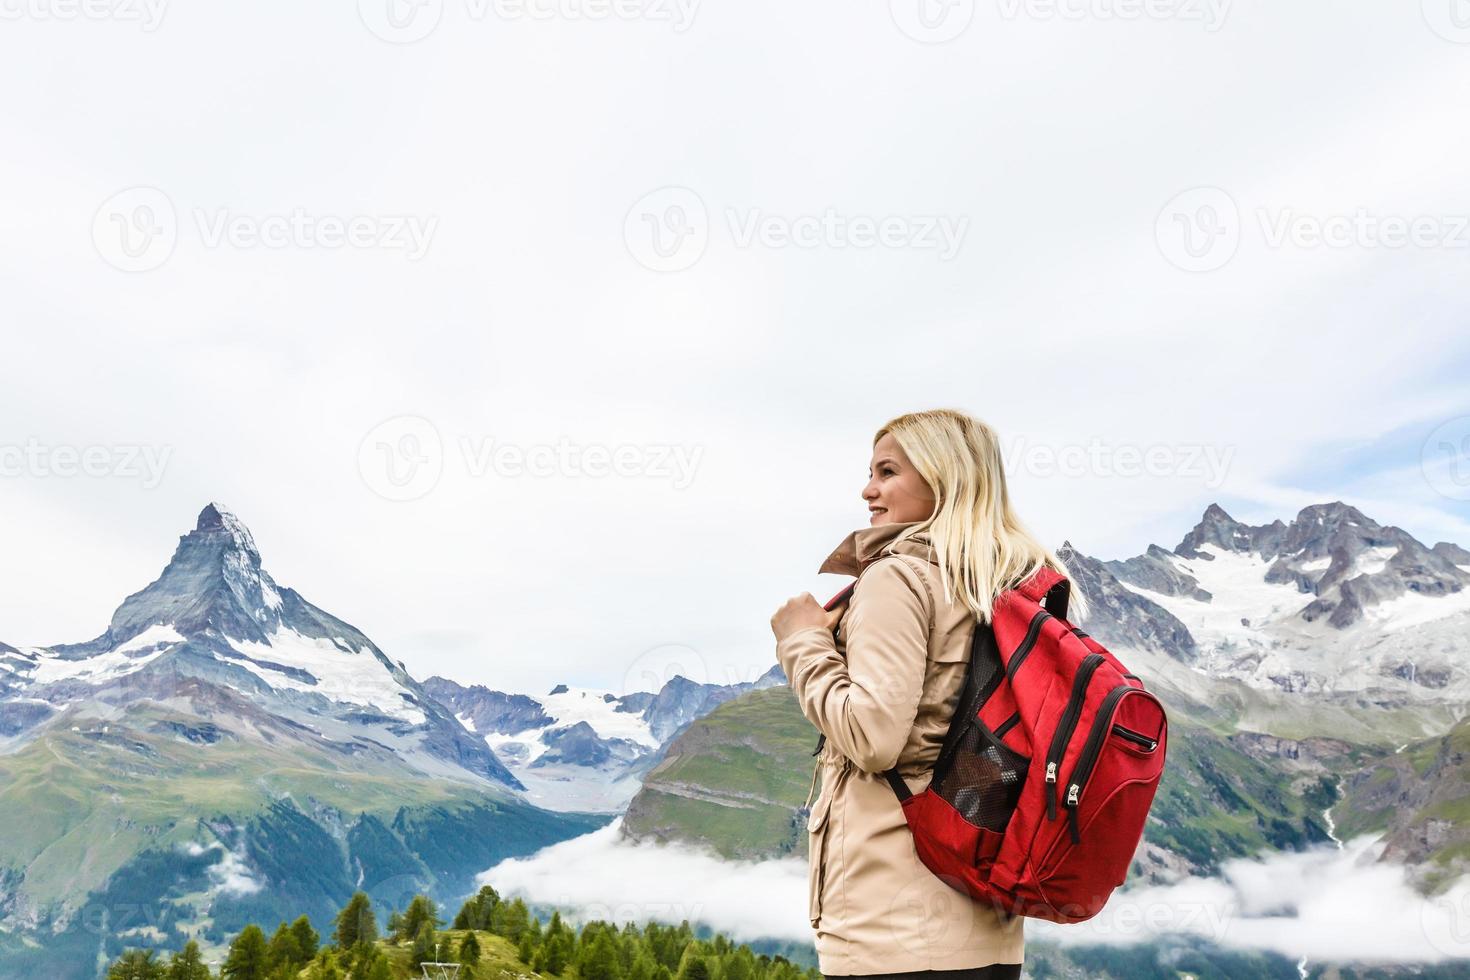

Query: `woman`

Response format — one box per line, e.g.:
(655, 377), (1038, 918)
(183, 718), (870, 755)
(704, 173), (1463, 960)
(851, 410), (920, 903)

(771, 408), (1083, 980)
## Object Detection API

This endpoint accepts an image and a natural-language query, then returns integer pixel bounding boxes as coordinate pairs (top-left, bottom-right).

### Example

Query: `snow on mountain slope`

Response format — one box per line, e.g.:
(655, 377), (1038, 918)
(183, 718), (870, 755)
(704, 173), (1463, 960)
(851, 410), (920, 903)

(426, 668), (787, 813)
(0, 503), (519, 790)
(224, 630), (426, 725)
(1087, 501), (1470, 705)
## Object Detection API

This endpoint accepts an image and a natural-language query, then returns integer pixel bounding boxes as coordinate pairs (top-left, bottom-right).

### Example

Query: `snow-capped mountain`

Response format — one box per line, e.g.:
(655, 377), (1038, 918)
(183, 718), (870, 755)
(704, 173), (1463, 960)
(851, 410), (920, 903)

(424, 666), (786, 812)
(1063, 501), (1470, 703)
(0, 502), (520, 789)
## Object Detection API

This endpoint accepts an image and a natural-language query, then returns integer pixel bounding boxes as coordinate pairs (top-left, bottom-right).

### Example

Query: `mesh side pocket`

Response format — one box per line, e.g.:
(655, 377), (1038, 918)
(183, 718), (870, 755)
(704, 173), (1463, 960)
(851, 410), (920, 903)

(932, 722), (1029, 833)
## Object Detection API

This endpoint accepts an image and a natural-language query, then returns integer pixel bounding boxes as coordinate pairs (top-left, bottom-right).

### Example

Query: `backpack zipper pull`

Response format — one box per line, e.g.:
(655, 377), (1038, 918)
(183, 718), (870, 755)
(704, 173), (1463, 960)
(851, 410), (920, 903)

(1066, 783), (1081, 843)
(1045, 762), (1059, 820)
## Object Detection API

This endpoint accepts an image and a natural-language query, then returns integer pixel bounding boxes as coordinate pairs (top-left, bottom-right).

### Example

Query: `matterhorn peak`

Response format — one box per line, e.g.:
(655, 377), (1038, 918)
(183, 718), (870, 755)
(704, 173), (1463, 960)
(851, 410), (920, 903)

(195, 501), (262, 560)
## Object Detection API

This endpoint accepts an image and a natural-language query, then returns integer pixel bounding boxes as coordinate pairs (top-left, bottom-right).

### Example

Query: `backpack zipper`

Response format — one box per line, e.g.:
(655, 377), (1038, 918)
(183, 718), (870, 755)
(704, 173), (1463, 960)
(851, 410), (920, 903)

(1062, 685), (1159, 843)
(1043, 653), (1106, 821)
(1112, 723), (1158, 751)
(1006, 609), (1051, 680)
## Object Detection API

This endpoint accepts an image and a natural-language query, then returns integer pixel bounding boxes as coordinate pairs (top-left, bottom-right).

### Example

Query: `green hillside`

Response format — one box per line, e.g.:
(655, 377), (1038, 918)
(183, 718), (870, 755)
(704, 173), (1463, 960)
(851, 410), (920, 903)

(1337, 715), (1470, 891)
(621, 688), (816, 860)
(621, 683), (1354, 878)
(0, 700), (610, 980)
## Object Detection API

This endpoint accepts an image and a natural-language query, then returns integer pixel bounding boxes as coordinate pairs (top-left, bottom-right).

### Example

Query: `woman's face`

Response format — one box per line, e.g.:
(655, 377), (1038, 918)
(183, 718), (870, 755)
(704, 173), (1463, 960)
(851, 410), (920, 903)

(864, 432), (936, 525)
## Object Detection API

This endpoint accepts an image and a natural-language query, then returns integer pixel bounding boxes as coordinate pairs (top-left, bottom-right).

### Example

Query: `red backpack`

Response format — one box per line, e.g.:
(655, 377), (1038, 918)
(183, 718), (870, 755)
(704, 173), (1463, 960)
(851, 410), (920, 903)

(820, 566), (1167, 923)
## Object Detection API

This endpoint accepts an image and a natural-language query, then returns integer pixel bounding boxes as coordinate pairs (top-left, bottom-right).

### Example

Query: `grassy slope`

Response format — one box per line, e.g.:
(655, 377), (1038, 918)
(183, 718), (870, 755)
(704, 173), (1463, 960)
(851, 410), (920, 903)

(1337, 715), (1470, 889)
(623, 683), (1346, 876)
(0, 704), (490, 907)
(620, 688), (815, 860)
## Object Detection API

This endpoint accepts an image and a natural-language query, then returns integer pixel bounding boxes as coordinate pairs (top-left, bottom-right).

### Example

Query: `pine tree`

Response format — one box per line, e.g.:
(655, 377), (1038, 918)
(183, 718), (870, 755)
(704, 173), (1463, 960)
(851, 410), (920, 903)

(333, 891), (378, 950)
(459, 930), (482, 965)
(626, 949), (657, 980)
(454, 884), (500, 931)
(291, 915), (320, 961)
(675, 950), (710, 980)
(497, 898), (530, 942)
(578, 928), (625, 980)
(266, 921), (297, 970)
(108, 948), (165, 980)
(409, 920), (439, 969)
(540, 932), (570, 974)
(348, 944), (390, 980)
(398, 894), (442, 942)
(222, 924), (270, 980)
(166, 939), (211, 980)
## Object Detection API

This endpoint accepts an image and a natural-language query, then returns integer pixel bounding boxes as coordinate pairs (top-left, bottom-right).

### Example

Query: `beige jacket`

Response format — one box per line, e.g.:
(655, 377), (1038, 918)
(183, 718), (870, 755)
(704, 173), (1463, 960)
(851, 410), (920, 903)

(776, 520), (1024, 976)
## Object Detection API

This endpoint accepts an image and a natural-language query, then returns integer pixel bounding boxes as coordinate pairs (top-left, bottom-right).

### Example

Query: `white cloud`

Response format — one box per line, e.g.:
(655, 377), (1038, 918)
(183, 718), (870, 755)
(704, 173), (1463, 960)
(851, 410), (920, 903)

(482, 827), (1470, 964)
(180, 840), (264, 897)
(478, 818), (811, 943)
(1033, 835), (1470, 964)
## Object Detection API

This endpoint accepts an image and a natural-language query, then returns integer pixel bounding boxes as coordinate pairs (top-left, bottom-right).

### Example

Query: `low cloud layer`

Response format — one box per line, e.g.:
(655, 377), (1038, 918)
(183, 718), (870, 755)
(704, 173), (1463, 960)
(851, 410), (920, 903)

(479, 819), (811, 943)
(481, 825), (1470, 964)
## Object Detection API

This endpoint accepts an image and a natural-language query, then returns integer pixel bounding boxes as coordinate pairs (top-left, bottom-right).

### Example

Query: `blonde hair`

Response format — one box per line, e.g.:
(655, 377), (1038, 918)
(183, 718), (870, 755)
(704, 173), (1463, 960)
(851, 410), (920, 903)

(875, 408), (1088, 625)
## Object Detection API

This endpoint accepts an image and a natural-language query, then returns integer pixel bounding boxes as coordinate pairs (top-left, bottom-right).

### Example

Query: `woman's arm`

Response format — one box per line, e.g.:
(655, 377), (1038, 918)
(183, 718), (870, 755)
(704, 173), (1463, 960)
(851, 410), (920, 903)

(775, 556), (933, 773)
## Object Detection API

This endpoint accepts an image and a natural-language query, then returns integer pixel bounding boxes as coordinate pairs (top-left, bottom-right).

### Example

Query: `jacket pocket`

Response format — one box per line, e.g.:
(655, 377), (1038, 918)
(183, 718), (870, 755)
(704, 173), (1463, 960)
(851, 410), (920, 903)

(806, 760), (846, 927)
(808, 800), (829, 926)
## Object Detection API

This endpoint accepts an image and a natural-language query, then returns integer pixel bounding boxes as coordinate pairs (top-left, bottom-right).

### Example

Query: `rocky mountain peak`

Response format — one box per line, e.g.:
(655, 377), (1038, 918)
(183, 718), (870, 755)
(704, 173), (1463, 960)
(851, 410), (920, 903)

(104, 503), (284, 646)
(1175, 503), (1261, 558)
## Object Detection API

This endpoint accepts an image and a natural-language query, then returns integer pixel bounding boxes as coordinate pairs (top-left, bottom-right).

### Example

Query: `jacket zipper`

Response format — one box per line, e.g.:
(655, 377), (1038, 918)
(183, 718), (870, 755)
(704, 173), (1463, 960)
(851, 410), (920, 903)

(1062, 685), (1160, 843)
(1044, 653), (1106, 821)
(1006, 610), (1051, 679)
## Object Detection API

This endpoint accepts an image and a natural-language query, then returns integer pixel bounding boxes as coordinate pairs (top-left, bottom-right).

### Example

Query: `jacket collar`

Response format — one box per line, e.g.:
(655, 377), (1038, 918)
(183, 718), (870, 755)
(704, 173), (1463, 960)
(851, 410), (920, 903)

(818, 520), (938, 577)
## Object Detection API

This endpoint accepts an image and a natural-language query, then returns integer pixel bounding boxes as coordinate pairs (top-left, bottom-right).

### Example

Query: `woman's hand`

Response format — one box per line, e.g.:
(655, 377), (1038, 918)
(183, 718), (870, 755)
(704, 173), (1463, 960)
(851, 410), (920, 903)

(771, 592), (844, 643)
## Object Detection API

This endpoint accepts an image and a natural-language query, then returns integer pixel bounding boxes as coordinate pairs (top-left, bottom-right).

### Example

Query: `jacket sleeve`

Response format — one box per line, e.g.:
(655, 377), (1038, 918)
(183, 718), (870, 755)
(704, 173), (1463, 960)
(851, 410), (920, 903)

(775, 556), (933, 773)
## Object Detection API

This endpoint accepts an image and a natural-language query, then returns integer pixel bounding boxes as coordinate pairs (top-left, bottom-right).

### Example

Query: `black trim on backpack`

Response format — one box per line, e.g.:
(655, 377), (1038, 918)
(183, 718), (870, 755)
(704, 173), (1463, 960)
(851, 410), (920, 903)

(931, 619), (1005, 782)
(883, 768), (912, 801)
(1006, 610), (1051, 680)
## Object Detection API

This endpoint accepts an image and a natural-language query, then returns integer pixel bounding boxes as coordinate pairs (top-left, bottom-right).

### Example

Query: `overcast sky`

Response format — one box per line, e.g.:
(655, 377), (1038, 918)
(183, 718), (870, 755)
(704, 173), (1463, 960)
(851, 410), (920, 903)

(2, 0), (1469, 695)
